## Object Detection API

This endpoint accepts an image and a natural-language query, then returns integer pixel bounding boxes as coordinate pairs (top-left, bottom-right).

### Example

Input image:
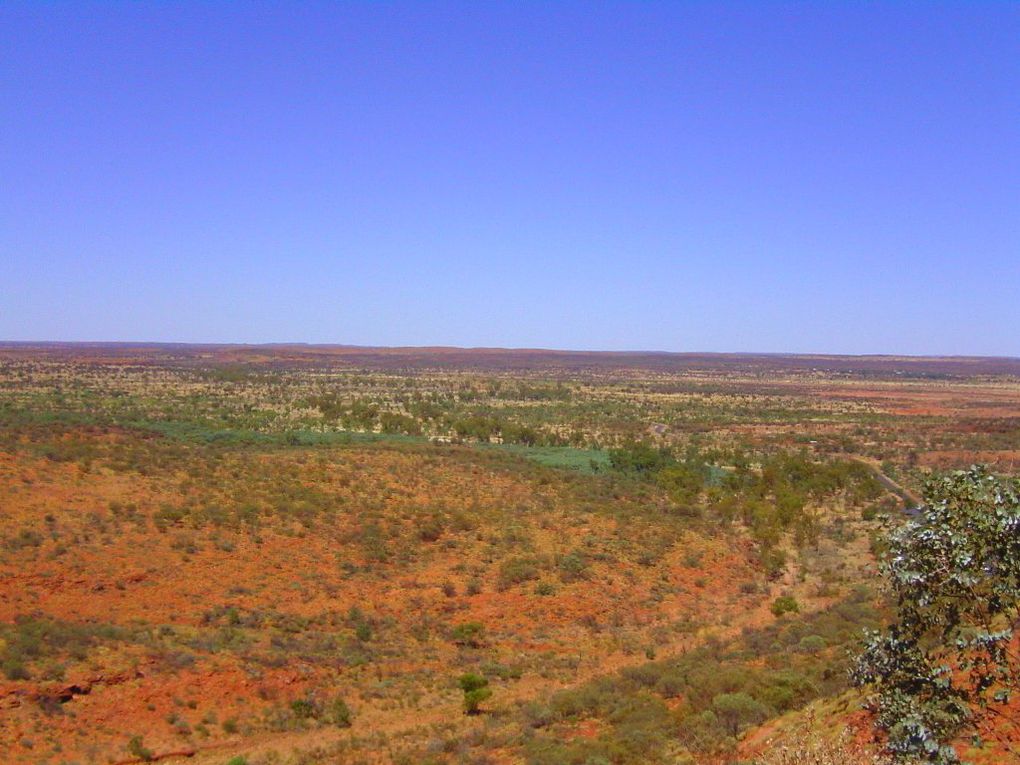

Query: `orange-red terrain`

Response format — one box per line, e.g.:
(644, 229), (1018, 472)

(1, 344), (1018, 764)
(0, 436), (768, 763)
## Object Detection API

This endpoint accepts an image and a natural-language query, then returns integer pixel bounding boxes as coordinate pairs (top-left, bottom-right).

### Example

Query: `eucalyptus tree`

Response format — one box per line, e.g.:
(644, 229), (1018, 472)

(853, 467), (1020, 762)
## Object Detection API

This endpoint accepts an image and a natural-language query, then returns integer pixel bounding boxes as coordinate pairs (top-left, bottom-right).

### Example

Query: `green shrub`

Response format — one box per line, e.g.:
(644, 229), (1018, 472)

(498, 556), (541, 589)
(2, 658), (30, 680)
(770, 596), (799, 617)
(556, 550), (589, 582)
(354, 621), (372, 642)
(449, 622), (485, 648)
(417, 514), (444, 542)
(328, 697), (352, 727)
(534, 581), (556, 596)
(798, 635), (826, 654)
(127, 735), (155, 761)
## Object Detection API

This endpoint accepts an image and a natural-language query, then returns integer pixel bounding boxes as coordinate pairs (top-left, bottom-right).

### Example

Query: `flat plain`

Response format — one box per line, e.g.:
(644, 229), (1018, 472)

(1, 344), (1018, 765)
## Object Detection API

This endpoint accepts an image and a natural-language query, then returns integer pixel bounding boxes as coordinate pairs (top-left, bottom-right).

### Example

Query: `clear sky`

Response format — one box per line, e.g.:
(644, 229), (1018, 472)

(2, 2), (1018, 355)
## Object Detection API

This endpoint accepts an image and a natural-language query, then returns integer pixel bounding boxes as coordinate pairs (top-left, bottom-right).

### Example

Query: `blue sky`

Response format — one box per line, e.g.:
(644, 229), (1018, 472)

(2, 2), (1018, 355)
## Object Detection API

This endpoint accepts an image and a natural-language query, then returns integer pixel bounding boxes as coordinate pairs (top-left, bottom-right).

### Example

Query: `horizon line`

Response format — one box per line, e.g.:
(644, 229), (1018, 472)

(1, 340), (1017, 362)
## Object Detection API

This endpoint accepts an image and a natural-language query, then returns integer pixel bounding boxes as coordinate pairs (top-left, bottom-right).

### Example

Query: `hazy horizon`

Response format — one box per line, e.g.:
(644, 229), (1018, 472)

(3, 3), (1018, 356)
(3, 339), (1019, 362)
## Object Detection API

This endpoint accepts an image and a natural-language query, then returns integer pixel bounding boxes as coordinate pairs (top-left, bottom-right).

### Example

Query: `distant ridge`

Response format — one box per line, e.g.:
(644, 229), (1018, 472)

(1, 342), (1018, 377)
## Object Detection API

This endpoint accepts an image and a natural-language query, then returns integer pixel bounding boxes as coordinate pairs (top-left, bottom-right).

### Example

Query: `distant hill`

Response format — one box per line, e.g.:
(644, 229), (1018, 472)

(2, 341), (1019, 377)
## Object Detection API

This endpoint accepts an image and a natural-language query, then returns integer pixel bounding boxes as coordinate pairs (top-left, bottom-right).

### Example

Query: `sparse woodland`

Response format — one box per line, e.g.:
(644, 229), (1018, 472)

(0, 347), (1018, 764)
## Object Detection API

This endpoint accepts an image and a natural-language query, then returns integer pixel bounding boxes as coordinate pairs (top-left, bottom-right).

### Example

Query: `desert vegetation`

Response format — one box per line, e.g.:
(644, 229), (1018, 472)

(0, 345), (1017, 764)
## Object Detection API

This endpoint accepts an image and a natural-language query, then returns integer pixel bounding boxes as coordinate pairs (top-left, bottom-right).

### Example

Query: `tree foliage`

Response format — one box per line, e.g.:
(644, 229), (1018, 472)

(608, 441), (676, 475)
(712, 691), (769, 736)
(771, 595), (800, 618)
(459, 672), (492, 715)
(853, 467), (1020, 763)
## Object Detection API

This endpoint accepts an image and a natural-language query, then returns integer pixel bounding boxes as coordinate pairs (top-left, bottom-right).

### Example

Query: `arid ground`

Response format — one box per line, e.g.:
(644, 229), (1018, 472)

(1, 344), (1018, 765)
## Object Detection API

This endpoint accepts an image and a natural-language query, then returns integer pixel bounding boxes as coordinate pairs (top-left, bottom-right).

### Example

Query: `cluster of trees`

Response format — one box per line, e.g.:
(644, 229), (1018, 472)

(455, 382), (571, 402)
(451, 415), (536, 444)
(308, 393), (567, 444)
(606, 442), (885, 577)
(712, 453), (883, 576)
(308, 394), (383, 430)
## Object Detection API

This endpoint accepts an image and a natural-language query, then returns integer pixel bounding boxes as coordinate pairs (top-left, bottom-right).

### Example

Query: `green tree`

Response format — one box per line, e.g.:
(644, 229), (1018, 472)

(853, 467), (1020, 763)
(458, 672), (492, 715)
(711, 691), (768, 736)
